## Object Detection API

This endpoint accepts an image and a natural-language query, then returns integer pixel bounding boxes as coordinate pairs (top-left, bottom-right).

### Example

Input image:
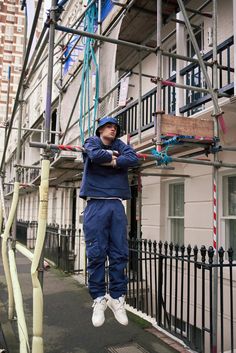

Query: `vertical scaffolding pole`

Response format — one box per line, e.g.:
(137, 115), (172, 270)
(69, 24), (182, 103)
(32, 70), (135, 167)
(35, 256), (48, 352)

(97, 0), (102, 120)
(31, 1), (57, 352)
(138, 52), (142, 144)
(155, 0), (162, 152)
(13, 2), (28, 240)
(212, 1), (219, 352)
(55, 56), (63, 145)
(0, 66), (11, 223)
(137, 172), (142, 239)
(177, 1), (221, 351)
(4, 66), (11, 166)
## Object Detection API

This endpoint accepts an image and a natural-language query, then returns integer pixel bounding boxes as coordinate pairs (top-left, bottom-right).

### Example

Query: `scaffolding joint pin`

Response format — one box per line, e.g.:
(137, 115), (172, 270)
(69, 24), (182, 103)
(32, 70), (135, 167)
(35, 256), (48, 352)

(152, 110), (165, 116)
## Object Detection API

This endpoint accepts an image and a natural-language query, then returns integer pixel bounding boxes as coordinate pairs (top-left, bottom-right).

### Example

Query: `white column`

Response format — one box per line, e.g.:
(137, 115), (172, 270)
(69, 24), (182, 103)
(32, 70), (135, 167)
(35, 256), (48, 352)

(56, 189), (63, 225)
(176, 11), (186, 115)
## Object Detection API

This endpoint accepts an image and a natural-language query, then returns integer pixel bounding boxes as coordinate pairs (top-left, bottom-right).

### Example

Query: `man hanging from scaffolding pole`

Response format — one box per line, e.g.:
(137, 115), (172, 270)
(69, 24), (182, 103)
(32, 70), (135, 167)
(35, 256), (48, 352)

(80, 116), (139, 327)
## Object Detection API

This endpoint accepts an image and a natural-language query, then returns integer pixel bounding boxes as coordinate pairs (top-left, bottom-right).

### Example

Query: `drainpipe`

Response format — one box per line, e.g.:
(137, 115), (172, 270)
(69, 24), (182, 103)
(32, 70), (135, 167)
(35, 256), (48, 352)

(1, 182), (19, 319)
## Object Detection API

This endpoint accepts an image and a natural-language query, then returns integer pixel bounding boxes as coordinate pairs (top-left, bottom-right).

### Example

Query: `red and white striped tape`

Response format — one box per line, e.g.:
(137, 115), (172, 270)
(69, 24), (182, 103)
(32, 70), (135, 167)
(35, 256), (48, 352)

(213, 178), (217, 249)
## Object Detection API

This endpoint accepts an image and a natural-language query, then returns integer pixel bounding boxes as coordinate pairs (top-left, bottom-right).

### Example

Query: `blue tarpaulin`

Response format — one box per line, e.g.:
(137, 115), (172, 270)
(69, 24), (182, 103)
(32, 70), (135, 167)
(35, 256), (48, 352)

(101, 0), (114, 21)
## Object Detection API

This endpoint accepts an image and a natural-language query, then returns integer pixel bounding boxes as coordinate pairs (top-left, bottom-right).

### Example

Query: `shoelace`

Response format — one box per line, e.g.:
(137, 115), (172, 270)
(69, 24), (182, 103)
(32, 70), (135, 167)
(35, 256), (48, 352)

(92, 298), (106, 308)
(113, 298), (125, 311)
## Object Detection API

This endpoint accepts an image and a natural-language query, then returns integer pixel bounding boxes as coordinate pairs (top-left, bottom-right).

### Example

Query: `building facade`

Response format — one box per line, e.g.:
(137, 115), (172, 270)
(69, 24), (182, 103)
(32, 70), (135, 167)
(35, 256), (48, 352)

(2, 0), (236, 351)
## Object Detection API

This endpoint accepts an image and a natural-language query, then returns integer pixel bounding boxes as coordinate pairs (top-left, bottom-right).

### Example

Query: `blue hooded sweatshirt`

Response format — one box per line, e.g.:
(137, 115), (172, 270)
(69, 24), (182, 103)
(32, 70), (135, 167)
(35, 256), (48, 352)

(79, 136), (139, 200)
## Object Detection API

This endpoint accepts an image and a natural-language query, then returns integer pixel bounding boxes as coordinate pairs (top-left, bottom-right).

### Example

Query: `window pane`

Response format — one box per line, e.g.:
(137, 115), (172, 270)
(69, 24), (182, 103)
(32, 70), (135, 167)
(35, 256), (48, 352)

(228, 176), (236, 215)
(171, 219), (184, 245)
(169, 183), (184, 216)
(226, 219), (236, 260)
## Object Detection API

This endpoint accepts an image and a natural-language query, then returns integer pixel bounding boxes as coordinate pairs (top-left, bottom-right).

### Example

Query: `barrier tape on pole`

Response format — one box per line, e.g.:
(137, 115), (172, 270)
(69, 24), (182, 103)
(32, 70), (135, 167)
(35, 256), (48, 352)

(213, 178), (217, 249)
(57, 144), (85, 152)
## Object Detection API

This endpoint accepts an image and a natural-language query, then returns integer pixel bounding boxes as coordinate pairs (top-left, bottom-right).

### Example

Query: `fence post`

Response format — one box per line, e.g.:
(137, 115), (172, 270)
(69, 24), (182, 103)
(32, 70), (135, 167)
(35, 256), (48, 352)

(157, 241), (163, 326)
(208, 246), (214, 353)
(227, 247), (234, 353)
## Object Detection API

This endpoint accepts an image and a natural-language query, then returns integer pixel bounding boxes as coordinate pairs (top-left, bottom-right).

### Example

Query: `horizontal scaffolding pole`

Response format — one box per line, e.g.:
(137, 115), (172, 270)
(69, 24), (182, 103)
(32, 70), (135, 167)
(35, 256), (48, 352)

(29, 142), (236, 168)
(54, 24), (157, 53)
(159, 79), (210, 94)
(171, 18), (200, 29)
(14, 164), (41, 169)
(220, 146), (236, 152)
(141, 172), (190, 178)
(0, 126), (60, 134)
(138, 153), (236, 168)
(155, 78), (229, 97)
(29, 141), (84, 152)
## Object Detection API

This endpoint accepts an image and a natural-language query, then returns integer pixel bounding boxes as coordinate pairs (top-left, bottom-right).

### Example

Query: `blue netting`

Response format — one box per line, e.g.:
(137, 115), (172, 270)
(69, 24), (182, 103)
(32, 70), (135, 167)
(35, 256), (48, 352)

(151, 149), (173, 166)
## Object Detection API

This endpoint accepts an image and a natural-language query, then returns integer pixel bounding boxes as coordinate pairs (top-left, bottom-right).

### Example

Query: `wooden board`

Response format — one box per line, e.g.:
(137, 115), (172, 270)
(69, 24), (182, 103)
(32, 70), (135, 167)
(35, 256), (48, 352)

(161, 114), (214, 137)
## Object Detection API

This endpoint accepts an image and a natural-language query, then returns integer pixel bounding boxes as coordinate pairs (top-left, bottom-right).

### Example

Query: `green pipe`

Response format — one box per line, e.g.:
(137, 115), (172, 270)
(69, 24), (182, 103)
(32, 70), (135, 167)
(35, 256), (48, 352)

(9, 245), (30, 353)
(31, 159), (50, 353)
(16, 242), (34, 262)
(1, 182), (19, 319)
(0, 204), (2, 234)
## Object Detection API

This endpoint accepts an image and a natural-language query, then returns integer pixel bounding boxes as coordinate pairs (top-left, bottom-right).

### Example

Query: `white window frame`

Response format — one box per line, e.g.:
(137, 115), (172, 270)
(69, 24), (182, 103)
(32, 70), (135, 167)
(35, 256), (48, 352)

(220, 171), (236, 259)
(165, 179), (185, 245)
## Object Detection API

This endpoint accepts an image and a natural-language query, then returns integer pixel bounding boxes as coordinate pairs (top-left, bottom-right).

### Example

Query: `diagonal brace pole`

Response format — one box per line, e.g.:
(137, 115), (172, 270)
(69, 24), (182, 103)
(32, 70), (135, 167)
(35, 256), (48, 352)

(176, 0), (221, 116)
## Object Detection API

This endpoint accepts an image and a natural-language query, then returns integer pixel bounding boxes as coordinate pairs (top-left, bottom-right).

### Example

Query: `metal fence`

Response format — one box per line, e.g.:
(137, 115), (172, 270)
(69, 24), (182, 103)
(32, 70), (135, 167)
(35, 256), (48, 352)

(15, 221), (235, 352)
(127, 239), (236, 353)
(44, 224), (84, 273)
(16, 221), (84, 273)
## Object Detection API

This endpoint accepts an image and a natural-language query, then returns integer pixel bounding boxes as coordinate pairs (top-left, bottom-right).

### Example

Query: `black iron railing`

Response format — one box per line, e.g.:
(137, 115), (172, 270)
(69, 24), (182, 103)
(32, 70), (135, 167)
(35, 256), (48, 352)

(16, 221), (84, 273)
(15, 220), (236, 352)
(180, 36), (234, 115)
(127, 239), (235, 353)
(116, 75), (176, 138)
(44, 224), (84, 273)
(16, 220), (29, 245)
(116, 36), (234, 137)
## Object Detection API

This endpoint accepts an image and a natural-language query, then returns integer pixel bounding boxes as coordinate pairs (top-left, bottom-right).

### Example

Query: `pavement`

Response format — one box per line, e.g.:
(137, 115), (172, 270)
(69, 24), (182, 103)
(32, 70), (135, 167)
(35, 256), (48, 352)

(0, 253), (181, 353)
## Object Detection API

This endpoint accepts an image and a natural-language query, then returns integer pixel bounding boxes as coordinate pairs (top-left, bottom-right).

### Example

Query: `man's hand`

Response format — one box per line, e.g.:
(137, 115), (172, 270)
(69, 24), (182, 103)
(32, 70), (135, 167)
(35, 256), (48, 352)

(101, 155), (117, 167)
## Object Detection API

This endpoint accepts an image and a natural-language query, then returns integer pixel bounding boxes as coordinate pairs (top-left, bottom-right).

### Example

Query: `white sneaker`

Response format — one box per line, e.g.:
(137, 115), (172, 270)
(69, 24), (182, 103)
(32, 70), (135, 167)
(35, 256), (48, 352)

(107, 295), (128, 326)
(92, 297), (107, 327)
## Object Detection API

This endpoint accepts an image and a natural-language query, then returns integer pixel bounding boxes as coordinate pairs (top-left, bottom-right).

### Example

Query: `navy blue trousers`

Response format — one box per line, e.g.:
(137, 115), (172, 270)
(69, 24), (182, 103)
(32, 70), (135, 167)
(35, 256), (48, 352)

(83, 199), (128, 299)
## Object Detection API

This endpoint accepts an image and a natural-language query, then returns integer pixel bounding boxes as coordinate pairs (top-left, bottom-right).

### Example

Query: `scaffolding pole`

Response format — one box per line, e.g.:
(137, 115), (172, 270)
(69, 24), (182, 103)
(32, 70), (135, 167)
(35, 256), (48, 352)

(212, 1), (219, 353)
(3, 66), (11, 177)
(55, 24), (157, 53)
(138, 53), (142, 144)
(0, 0), (44, 173)
(31, 1), (57, 352)
(0, 126), (61, 134)
(154, 0), (162, 152)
